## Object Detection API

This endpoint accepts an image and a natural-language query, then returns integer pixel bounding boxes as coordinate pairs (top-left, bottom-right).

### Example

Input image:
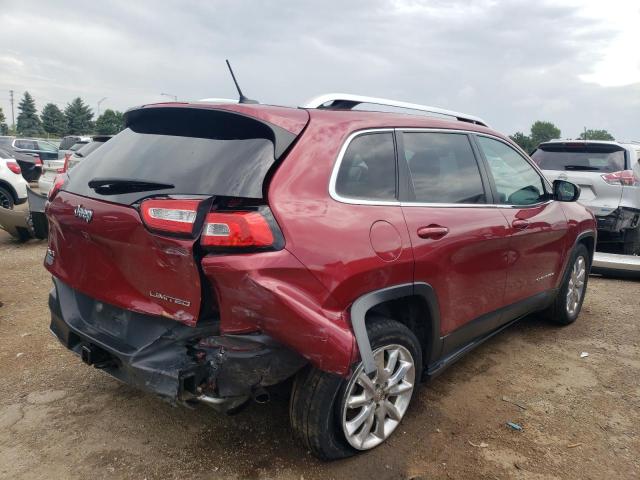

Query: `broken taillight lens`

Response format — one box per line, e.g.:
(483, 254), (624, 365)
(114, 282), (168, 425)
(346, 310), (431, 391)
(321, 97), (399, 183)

(140, 198), (201, 234)
(601, 170), (639, 186)
(6, 161), (21, 174)
(201, 210), (277, 248)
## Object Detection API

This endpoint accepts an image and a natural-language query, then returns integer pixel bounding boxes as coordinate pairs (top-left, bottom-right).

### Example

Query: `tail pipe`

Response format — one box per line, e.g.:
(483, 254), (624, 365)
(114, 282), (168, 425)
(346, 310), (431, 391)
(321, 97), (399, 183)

(251, 387), (270, 404)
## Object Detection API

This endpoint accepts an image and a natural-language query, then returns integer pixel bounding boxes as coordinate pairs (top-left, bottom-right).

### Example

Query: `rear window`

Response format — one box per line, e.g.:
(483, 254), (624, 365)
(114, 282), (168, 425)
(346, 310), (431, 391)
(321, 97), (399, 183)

(65, 107), (288, 204)
(69, 142), (89, 151)
(59, 137), (79, 150)
(75, 141), (105, 157)
(531, 144), (626, 172)
(15, 139), (37, 150)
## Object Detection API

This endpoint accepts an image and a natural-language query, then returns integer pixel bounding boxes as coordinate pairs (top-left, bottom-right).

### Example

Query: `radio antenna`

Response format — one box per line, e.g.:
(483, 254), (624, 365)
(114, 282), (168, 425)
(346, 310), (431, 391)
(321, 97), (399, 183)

(226, 59), (258, 104)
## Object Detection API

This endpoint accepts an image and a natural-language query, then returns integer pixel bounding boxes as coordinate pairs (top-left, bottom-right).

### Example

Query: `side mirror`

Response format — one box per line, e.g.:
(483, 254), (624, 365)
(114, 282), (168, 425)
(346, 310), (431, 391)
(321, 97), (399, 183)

(553, 179), (580, 202)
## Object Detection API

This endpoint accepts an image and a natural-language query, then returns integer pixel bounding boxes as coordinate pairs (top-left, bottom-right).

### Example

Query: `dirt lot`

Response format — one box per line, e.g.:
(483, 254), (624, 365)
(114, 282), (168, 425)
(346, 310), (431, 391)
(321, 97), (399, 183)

(0, 230), (638, 480)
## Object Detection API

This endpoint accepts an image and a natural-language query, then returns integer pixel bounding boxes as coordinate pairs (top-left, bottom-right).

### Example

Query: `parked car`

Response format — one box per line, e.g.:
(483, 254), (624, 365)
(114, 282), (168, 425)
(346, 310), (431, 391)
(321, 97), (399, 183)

(58, 135), (91, 160)
(39, 136), (112, 194)
(0, 136), (60, 182)
(0, 147), (28, 209)
(532, 140), (640, 255)
(0, 144), (43, 183)
(44, 95), (595, 460)
(0, 136), (59, 161)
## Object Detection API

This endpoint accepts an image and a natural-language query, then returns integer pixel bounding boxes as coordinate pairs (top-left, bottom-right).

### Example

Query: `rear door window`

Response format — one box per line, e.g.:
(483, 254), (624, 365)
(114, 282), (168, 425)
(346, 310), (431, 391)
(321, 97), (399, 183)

(37, 141), (58, 152)
(334, 132), (397, 201)
(531, 143), (626, 172)
(478, 136), (547, 206)
(402, 132), (486, 204)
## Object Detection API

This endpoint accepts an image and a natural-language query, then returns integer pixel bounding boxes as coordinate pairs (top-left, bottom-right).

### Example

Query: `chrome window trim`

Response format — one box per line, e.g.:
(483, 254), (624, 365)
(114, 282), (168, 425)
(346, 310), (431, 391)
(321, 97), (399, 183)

(328, 128), (400, 206)
(328, 128), (556, 209)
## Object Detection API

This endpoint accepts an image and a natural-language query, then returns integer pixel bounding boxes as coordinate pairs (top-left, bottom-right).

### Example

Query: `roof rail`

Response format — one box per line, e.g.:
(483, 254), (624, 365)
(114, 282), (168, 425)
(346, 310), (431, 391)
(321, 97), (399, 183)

(197, 98), (239, 104)
(301, 93), (488, 127)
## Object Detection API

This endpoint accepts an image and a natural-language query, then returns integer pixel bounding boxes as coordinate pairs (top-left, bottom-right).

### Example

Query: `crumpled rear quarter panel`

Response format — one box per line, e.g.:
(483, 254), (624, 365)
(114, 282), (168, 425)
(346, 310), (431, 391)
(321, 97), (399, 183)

(201, 249), (355, 376)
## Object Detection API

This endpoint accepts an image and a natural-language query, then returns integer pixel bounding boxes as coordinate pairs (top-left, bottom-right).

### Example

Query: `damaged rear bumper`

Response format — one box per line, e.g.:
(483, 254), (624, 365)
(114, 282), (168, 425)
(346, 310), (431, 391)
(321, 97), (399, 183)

(596, 206), (640, 237)
(49, 277), (306, 411)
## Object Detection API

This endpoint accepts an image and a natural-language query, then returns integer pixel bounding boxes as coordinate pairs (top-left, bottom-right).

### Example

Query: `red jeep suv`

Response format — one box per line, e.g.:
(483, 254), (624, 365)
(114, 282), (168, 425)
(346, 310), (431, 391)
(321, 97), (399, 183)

(45, 94), (596, 459)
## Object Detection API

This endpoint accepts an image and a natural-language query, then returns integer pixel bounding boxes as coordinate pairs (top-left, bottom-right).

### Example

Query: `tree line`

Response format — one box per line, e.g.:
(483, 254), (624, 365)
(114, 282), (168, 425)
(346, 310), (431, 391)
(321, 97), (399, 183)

(509, 121), (614, 153)
(0, 93), (617, 148)
(0, 91), (125, 137)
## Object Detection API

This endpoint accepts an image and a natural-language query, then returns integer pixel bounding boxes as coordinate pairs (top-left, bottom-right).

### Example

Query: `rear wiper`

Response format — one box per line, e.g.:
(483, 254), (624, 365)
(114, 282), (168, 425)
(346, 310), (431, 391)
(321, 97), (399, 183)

(564, 165), (601, 171)
(88, 177), (175, 195)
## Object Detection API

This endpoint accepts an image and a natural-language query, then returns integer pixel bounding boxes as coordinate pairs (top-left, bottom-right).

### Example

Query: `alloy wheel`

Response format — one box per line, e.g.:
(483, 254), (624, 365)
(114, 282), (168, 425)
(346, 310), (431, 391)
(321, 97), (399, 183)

(566, 255), (586, 316)
(341, 344), (415, 450)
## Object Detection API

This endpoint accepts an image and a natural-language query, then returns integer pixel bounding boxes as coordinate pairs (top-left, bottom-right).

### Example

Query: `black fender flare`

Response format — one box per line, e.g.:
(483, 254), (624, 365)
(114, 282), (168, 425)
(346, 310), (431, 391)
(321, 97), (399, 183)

(349, 282), (441, 374)
(573, 230), (597, 266)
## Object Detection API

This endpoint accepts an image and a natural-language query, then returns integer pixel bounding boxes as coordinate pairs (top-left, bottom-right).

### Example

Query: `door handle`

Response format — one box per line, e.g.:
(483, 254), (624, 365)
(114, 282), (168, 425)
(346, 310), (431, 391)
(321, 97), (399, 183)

(417, 225), (449, 239)
(512, 219), (529, 230)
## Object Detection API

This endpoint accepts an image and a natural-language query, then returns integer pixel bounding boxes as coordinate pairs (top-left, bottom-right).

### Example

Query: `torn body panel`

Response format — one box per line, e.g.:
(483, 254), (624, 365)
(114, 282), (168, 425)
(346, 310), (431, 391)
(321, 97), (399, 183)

(49, 277), (306, 410)
(201, 248), (356, 376)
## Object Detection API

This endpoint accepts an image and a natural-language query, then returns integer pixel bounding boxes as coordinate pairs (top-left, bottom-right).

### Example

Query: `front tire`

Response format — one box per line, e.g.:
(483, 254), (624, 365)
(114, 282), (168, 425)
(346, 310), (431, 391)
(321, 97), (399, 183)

(545, 243), (590, 325)
(289, 316), (422, 460)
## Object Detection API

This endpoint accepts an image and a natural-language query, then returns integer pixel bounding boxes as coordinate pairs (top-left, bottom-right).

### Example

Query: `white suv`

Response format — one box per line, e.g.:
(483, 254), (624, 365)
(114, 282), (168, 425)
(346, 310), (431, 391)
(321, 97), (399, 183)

(0, 146), (29, 209)
(532, 140), (640, 255)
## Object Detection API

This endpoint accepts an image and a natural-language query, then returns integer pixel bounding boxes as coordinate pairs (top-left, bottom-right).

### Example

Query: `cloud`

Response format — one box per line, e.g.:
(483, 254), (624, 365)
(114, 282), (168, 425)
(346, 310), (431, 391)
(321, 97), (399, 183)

(0, 0), (638, 140)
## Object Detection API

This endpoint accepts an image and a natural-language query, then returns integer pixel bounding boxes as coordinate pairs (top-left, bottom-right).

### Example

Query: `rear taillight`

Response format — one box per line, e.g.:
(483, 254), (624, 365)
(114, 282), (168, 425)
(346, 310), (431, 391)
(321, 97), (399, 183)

(49, 174), (66, 201)
(601, 170), (639, 186)
(34, 156), (42, 166)
(201, 211), (275, 247)
(6, 161), (21, 174)
(140, 199), (201, 234)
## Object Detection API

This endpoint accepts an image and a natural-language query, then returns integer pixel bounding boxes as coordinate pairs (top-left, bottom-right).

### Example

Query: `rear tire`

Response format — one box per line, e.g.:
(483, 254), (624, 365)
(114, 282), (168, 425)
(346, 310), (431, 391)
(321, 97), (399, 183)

(289, 316), (422, 460)
(0, 186), (14, 210)
(622, 227), (640, 256)
(544, 243), (590, 325)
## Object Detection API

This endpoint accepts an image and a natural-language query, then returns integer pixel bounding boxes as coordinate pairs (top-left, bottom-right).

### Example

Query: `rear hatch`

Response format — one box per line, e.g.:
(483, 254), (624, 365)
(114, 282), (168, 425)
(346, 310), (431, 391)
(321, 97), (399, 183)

(532, 142), (626, 216)
(46, 105), (308, 326)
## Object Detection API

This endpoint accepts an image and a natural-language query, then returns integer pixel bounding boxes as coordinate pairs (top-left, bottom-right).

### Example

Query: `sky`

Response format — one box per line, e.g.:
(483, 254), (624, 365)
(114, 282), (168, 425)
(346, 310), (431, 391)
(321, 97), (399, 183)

(0, 0), (639, 140)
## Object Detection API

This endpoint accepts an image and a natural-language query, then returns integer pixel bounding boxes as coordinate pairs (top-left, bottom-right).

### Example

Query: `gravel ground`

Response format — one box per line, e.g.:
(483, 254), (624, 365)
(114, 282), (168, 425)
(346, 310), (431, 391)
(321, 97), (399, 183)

(0, 230), (639, 480)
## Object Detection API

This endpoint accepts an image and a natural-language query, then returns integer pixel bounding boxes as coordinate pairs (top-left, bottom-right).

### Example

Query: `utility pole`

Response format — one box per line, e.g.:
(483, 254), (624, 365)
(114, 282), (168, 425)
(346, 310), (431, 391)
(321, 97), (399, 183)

(97, 97), (107, 116)
(160, 92), (178, 101)
(9, 90), (15, 130)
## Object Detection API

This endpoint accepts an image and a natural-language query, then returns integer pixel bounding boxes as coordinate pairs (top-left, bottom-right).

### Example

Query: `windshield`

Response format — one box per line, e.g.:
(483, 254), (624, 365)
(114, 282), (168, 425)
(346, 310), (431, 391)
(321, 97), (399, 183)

(531, 144), (626, 172)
